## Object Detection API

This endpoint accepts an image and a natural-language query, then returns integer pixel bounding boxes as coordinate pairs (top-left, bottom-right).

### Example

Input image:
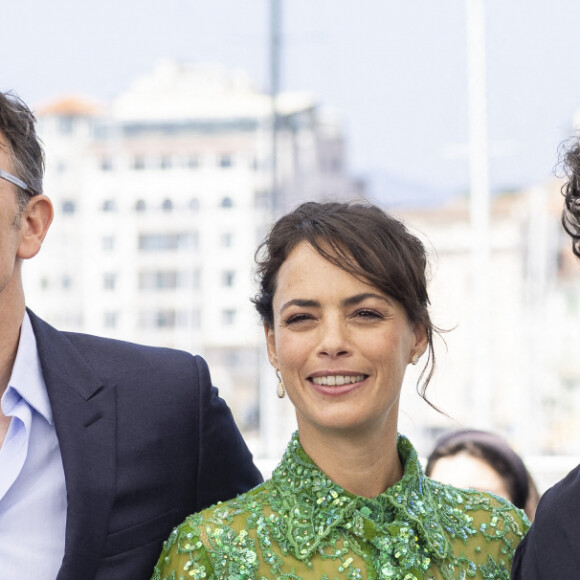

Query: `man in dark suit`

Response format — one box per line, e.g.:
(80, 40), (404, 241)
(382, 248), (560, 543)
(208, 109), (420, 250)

(511, 137), (580, 579)
(0, 91), (262, 579)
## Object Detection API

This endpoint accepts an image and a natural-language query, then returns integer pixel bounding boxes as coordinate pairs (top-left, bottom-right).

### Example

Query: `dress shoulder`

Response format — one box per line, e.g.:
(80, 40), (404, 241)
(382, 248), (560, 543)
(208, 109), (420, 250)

(425, 477), (530, 578)
(152, 484), (269, 580)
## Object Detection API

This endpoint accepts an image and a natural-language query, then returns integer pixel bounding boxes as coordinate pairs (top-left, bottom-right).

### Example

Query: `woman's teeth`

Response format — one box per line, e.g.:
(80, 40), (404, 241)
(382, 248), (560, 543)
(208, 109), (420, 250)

(311, 375), (365, 386)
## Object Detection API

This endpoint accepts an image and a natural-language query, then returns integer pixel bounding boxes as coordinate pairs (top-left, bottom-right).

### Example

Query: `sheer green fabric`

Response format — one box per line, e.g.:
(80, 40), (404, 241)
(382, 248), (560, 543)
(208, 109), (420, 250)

(152, 433), (529, 579)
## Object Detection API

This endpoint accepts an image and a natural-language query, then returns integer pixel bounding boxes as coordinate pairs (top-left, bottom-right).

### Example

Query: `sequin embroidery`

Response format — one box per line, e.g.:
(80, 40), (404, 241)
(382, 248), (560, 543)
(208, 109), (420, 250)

(152, 433), (529, 580)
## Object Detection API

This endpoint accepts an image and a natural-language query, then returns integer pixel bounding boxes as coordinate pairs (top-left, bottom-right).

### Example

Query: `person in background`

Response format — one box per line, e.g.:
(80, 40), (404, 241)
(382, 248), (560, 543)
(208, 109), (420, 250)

(511, 137), (580, 579)
(425, 429), (540, 521)
(153, 201), (528, 580)
(0, 90), (262, 580)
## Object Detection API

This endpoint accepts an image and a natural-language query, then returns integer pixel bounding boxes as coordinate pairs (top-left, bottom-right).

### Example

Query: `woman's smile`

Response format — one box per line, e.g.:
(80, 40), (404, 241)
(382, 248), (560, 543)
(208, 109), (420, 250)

(309, 373), (367, 386)
(266, 241), (427, 440)
(308, 372), (369, 396)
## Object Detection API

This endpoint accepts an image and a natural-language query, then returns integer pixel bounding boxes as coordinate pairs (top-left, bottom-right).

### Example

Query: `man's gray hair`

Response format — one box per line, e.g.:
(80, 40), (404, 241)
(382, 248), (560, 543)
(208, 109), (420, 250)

(0, 91), (44, 214)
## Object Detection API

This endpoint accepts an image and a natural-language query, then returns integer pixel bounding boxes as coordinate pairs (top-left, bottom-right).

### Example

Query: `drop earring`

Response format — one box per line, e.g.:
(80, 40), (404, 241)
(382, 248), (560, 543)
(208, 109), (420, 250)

(276, 370), (286, 398)
(410, 353), (419, 365)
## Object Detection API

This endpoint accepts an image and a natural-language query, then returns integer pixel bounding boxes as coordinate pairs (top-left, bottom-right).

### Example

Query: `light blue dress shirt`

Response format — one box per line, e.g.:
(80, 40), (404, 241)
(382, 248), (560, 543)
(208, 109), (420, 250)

(0, 312), (67, 579)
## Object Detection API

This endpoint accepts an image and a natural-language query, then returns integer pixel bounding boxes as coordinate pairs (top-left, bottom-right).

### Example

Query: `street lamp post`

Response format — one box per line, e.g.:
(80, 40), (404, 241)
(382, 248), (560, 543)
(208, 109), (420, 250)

(466, 0), (492, 428)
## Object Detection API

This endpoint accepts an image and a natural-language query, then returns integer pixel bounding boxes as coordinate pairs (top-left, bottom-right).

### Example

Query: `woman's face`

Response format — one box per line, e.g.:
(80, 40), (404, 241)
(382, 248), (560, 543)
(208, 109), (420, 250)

(428, 452), (512, 502)
(265, 241), (427, 440)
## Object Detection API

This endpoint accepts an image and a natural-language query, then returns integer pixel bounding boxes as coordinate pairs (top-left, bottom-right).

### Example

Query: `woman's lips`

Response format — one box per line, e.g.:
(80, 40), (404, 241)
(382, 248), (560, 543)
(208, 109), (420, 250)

(310, 374), (366, 386)
(308, 374), (368, 395)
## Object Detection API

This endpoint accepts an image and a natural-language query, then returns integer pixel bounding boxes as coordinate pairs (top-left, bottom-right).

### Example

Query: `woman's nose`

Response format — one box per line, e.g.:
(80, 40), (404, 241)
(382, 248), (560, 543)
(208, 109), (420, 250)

(316, 319), (351, 358)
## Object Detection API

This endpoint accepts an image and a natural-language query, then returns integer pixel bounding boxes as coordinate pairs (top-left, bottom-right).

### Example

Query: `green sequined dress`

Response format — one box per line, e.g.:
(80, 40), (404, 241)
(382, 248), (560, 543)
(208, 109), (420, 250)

(152, 433), (529, 580)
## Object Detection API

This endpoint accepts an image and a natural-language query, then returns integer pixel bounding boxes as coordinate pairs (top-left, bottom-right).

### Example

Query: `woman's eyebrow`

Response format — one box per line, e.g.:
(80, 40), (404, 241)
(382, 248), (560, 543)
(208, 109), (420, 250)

(342, 293), (392, 307)
(279, 293), (392, 313)
(279, 298), (320, 313)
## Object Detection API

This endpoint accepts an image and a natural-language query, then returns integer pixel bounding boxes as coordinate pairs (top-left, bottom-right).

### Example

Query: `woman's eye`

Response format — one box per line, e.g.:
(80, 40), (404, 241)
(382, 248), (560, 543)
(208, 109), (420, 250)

(355, 309), (383, 319)
(285, 314), (314, 325)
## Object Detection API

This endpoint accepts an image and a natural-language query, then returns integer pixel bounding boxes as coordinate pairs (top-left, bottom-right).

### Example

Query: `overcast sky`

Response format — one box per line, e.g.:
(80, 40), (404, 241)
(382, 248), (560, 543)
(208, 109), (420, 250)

(3, 0), (580, 205)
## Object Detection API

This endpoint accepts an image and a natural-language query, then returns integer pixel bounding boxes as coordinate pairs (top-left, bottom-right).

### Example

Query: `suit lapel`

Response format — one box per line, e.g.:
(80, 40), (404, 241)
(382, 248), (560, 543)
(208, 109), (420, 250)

(28, 310), (117, 580)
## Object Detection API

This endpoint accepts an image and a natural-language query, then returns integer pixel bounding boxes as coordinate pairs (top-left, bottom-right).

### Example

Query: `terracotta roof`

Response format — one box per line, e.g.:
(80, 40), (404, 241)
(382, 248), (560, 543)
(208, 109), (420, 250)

(36, 95), (104, 116)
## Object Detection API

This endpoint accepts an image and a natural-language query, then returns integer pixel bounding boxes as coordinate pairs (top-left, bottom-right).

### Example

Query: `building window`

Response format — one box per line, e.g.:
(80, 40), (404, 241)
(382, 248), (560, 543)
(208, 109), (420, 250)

(156, 310), (176, 328)
(220, 232), (233, 247)
(191, 269), (201, 290)
(62, 200), (76, 214)
(59, 116), (74, 135)
(160, 155), (172, 170)
(189, 198), (199, 212)
(161, 198), (173, 212)
(220, 196), (233, 209)
(187, 155), (199, 169)
(219, 154), (233, 168)
(189, 309), (201, 329)
(222, 271), (235, 287)
(103, 273), (117, 290)
(174, 310), (192, 328)
(102, 236), (115, 251)
(139, 310), (176, 329)
(254, 190), (270, 208)
(139, 270), (179, 290)
(101, 199), (117, 212)
(135, 199), (146, 212)
(100, 157), (113, 171)
(133, 155), (146, 170)
(104, 311), (119, 329)
(138, 232), (198, 251)
(62, 275), (72, 290)
(222, 309), (236, 326)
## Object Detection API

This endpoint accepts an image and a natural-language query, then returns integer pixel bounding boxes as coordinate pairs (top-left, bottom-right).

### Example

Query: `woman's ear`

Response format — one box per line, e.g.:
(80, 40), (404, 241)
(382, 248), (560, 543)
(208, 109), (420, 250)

(413, 323), (429, 358)
(264, 324), (279, 369)
(17, 195), (53, 259)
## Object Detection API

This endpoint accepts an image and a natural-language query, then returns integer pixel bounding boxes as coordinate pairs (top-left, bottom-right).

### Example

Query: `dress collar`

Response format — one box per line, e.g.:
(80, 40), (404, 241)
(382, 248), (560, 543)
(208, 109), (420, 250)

(271, 432), (472, 573)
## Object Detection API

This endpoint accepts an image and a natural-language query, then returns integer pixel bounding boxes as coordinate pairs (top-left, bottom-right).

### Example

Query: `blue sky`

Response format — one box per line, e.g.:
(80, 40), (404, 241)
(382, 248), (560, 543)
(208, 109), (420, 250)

(3, 0), (580, 205)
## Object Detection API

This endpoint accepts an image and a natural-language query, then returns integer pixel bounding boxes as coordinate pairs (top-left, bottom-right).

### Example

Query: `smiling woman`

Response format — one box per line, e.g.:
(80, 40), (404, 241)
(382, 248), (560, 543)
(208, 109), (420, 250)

(263, 240), (425, 492)
(153, 201), (529, 580)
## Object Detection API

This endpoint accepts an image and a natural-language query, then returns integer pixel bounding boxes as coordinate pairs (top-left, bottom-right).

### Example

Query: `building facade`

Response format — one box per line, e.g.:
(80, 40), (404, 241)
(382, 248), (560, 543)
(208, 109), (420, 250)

(24, 62), (580, 484)
(394, 183), (580, 489)
(23, 61), (360, 457)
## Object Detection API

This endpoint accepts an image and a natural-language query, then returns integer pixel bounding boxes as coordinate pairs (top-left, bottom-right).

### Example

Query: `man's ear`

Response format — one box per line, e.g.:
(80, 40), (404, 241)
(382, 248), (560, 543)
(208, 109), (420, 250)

(17, 195), (54, 260)
(264, 324), (279, 369)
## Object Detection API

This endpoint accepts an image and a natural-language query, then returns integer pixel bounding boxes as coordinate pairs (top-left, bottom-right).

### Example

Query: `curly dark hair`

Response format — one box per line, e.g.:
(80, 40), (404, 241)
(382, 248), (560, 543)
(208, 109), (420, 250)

(560, 137), (580, 258)
(0, 91), (44, 213)
(252, 200), (439, 399)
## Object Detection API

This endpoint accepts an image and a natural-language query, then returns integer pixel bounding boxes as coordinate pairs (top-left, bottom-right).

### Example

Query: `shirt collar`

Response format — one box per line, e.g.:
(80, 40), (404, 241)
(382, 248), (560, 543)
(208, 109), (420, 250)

(3, 312), (52, 424)
(271, 432), (467, 570)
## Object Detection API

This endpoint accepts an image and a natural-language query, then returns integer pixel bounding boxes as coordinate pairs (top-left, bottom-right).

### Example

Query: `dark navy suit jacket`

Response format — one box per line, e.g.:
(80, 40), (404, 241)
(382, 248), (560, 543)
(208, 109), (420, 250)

(512, 463), (580, 579)
(28, 310), (263, 580)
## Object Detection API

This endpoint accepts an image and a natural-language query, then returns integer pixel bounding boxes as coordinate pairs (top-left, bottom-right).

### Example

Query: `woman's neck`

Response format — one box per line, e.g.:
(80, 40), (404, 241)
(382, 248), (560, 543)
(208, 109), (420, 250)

(297, 423), (403, 498)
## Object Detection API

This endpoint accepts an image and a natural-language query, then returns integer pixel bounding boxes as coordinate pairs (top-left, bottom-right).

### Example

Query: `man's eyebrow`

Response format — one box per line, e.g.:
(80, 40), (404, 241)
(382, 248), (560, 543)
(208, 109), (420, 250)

(342, 293), (392, 307)
(279, 299), (320, 313)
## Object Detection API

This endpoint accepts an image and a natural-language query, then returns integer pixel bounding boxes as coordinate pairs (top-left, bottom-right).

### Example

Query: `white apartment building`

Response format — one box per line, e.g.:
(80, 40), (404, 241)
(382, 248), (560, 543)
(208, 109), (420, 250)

(393, 183), (580, 489)
(24, 62), (580, 483)
(23, 61), (359, 452)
